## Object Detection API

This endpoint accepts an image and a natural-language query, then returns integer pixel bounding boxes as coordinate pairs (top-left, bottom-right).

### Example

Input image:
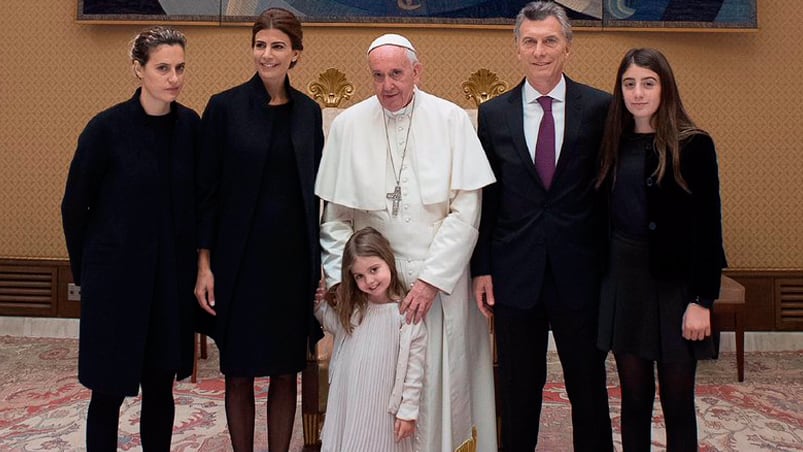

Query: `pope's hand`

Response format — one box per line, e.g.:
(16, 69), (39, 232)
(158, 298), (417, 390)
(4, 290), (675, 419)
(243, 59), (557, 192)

(400, 279), (438, 324)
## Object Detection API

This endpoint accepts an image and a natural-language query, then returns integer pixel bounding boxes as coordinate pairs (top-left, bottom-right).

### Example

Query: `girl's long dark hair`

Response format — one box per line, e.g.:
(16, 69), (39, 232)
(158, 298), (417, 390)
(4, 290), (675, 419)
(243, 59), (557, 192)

(596, 48), (706, 192)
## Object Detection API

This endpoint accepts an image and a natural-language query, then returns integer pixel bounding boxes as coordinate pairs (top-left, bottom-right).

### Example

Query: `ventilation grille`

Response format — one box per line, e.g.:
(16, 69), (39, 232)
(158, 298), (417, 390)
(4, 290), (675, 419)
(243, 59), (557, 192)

(0, 265), (56, 314)
(776, 278), (803, 328)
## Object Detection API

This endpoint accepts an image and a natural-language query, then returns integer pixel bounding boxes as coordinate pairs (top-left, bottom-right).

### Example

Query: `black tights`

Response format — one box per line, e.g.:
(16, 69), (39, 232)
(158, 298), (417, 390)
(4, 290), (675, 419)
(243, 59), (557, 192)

(86, 368), (176, 452)
(225, 373), (297, 452)
(614, 353), (699, 452)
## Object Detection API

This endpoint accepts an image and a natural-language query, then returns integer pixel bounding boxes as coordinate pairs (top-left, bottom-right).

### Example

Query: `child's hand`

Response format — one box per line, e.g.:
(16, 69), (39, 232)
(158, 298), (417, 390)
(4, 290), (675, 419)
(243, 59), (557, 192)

(324, 283), (339, 306)
(314, 279), (326, 305)
(314, 280), (339, 306)
(394, 418), (416, 442)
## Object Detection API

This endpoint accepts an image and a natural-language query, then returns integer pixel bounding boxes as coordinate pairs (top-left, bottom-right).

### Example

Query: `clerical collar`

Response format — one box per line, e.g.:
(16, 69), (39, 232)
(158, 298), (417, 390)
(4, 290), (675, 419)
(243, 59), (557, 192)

(383, 93), (416, 119)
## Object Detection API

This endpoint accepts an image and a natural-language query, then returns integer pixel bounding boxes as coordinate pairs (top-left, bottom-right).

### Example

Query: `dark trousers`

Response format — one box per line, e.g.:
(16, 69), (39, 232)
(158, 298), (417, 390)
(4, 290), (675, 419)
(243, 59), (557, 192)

(494, 268), (613, 452)
(86, 366), (176, 452)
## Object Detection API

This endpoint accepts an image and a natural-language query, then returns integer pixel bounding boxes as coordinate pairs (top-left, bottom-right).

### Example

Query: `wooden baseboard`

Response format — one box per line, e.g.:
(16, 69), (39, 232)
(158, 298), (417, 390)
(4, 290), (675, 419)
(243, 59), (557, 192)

(0, 258), (800, 330)
(0, 258), (77, 318)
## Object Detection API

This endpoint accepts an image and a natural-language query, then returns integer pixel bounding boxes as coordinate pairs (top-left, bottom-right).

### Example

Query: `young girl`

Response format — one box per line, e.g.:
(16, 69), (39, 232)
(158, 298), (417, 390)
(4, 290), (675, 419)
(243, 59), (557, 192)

(315, 227), (427, 452)
(596, 48), (726, 451)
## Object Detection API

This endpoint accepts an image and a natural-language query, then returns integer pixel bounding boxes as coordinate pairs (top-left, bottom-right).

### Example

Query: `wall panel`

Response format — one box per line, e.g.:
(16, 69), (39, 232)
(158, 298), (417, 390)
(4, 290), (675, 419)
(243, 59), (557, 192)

(0, 1), (801, 271)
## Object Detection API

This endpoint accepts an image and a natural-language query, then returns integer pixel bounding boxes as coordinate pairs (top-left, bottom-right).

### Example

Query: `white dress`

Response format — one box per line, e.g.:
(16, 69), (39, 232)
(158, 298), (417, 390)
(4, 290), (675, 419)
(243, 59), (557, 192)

(316, 301), (426, 452)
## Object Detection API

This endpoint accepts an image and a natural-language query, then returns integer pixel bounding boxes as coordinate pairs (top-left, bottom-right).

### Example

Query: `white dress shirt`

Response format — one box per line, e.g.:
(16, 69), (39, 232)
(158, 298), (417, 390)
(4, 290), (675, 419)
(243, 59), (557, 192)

(522, 75), (567, 165)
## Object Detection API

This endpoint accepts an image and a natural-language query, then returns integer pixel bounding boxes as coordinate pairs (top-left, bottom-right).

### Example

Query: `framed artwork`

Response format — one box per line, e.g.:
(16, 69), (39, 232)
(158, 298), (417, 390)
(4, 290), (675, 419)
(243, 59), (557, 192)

(77, 0), (757, 30)
(77, 0), (221, 23)
(603, 0), (757, 29)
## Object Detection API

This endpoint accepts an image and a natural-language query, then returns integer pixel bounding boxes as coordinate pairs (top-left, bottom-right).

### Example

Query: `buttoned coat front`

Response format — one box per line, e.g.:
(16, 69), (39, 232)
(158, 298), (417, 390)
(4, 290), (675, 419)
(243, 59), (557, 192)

(642, 133), (727, 303)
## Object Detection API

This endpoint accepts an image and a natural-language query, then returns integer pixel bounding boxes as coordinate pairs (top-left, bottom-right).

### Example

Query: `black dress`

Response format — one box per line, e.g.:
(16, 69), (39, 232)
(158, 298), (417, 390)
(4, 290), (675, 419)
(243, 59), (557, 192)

(220, 103), (309, 376)
(142, 113), (181, 371)
(597, 133), (715, 363)
(197, 75), (324, 378)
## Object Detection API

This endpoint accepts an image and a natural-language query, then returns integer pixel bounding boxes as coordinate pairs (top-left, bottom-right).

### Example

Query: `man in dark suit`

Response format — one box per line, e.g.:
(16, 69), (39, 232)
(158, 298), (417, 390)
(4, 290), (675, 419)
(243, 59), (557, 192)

(470, 2), (613, 451)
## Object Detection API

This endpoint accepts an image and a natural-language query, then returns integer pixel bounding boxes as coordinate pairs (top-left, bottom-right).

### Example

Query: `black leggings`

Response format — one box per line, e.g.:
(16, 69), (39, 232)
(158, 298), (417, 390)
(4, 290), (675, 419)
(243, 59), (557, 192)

(86, 367), (176, 452)
(614, 353), (699, 452)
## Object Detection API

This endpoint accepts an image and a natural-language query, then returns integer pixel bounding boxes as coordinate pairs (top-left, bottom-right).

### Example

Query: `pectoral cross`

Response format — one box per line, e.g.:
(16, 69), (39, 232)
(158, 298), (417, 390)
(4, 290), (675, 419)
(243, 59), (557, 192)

(386, 185), (402, 216)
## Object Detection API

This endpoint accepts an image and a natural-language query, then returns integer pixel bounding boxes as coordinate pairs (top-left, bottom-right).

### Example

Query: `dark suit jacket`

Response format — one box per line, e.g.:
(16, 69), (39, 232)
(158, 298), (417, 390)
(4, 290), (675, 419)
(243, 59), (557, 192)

(641, 133), (727, 305)
(471, 77), (611, 310)
(61, 89), (200, 395)
(196, 74), (324, 346)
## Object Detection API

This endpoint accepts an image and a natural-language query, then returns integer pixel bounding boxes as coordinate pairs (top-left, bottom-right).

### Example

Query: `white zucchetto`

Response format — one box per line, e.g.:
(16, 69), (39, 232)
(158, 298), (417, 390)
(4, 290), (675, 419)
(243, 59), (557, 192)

(367, 33), (417, 55)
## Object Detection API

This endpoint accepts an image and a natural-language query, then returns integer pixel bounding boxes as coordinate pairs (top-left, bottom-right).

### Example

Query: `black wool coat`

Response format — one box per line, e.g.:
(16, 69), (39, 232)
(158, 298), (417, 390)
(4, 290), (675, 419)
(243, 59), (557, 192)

(196, 75), (324, 349)
(642, 133), (727, 305)
(61, 90), (200, 395)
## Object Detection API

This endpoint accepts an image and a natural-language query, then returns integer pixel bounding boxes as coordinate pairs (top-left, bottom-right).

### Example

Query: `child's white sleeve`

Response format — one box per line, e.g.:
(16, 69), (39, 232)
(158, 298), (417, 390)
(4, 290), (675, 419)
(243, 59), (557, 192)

(314, 302), (342, 335)
(396, 321), (428, 421)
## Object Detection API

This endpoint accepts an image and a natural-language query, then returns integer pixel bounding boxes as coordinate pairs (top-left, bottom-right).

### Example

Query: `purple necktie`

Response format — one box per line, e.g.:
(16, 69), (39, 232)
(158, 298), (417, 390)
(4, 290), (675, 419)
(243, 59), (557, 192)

(535, 96), (555, 189)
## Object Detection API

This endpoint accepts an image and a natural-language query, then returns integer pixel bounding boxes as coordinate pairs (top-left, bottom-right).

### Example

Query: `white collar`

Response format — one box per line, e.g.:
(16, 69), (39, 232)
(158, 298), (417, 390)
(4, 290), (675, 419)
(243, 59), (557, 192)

(524, 75), (566, 104)
(383, 89), (417, 119)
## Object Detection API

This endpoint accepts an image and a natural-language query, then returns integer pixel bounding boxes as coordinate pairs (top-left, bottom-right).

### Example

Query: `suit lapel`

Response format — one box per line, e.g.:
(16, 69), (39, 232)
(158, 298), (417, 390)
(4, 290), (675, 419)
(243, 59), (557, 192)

(506, 82), (544, 187)
(554, 78), (583, 185)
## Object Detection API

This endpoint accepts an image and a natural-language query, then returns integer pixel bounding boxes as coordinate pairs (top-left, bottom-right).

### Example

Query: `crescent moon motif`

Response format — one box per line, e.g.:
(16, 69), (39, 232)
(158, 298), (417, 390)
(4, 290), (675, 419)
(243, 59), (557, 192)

(606, 0), (636, 19)
(398, 0), (423, 11)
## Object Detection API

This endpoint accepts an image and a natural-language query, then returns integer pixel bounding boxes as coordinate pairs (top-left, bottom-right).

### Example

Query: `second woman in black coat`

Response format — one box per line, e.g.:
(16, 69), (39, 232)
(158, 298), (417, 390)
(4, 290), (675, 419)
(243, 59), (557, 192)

(62, 26), (199, 451)
(194, 8), (324, 452)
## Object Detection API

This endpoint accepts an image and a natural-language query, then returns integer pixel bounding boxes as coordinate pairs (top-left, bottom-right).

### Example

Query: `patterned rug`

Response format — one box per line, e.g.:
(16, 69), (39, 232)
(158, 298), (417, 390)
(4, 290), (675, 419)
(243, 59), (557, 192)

(0, 336), (800, 451)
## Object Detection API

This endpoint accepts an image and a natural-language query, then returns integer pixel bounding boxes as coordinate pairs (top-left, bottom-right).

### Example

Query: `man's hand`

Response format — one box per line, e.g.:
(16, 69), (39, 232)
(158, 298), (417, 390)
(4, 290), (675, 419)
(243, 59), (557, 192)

(394, 418), (416, 442)
(400, 279), (438, 324)
(682, 303), (711, 341)
(472, 275), (495, 319)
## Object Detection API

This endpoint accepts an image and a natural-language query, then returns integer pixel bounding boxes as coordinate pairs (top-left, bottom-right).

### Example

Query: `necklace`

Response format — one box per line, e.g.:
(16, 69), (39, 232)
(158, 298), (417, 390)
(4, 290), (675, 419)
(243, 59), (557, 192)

(382, 97), (415, 216)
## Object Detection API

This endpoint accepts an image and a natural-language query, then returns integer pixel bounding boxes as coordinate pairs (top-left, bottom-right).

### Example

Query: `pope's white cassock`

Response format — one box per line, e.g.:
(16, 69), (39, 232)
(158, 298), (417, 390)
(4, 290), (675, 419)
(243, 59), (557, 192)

(315, 87), (498, 452)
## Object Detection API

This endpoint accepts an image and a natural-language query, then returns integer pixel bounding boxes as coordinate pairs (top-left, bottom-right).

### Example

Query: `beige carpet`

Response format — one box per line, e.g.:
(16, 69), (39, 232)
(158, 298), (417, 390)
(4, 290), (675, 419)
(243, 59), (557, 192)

(0, 336), (800, 451)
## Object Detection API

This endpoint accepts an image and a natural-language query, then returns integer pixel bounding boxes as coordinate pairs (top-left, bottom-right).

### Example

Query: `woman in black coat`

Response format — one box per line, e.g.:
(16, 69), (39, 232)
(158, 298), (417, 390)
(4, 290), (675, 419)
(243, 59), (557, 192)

(193, 9), (324, 452)
(596, 48), (726, 451)
(61, 26), (200, 451)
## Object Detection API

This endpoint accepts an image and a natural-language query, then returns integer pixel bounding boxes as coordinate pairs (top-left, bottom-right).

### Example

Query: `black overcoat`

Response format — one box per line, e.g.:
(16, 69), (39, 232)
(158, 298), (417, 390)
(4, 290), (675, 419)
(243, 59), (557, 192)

(643, 133), (727, 304)
(61, 90), (200, 395)
(196, 75), (324, 350)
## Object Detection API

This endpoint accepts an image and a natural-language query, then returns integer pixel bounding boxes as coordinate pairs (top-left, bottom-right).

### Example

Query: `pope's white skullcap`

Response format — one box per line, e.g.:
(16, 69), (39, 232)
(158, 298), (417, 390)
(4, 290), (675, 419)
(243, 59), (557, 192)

(367, 33), (416, 55)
